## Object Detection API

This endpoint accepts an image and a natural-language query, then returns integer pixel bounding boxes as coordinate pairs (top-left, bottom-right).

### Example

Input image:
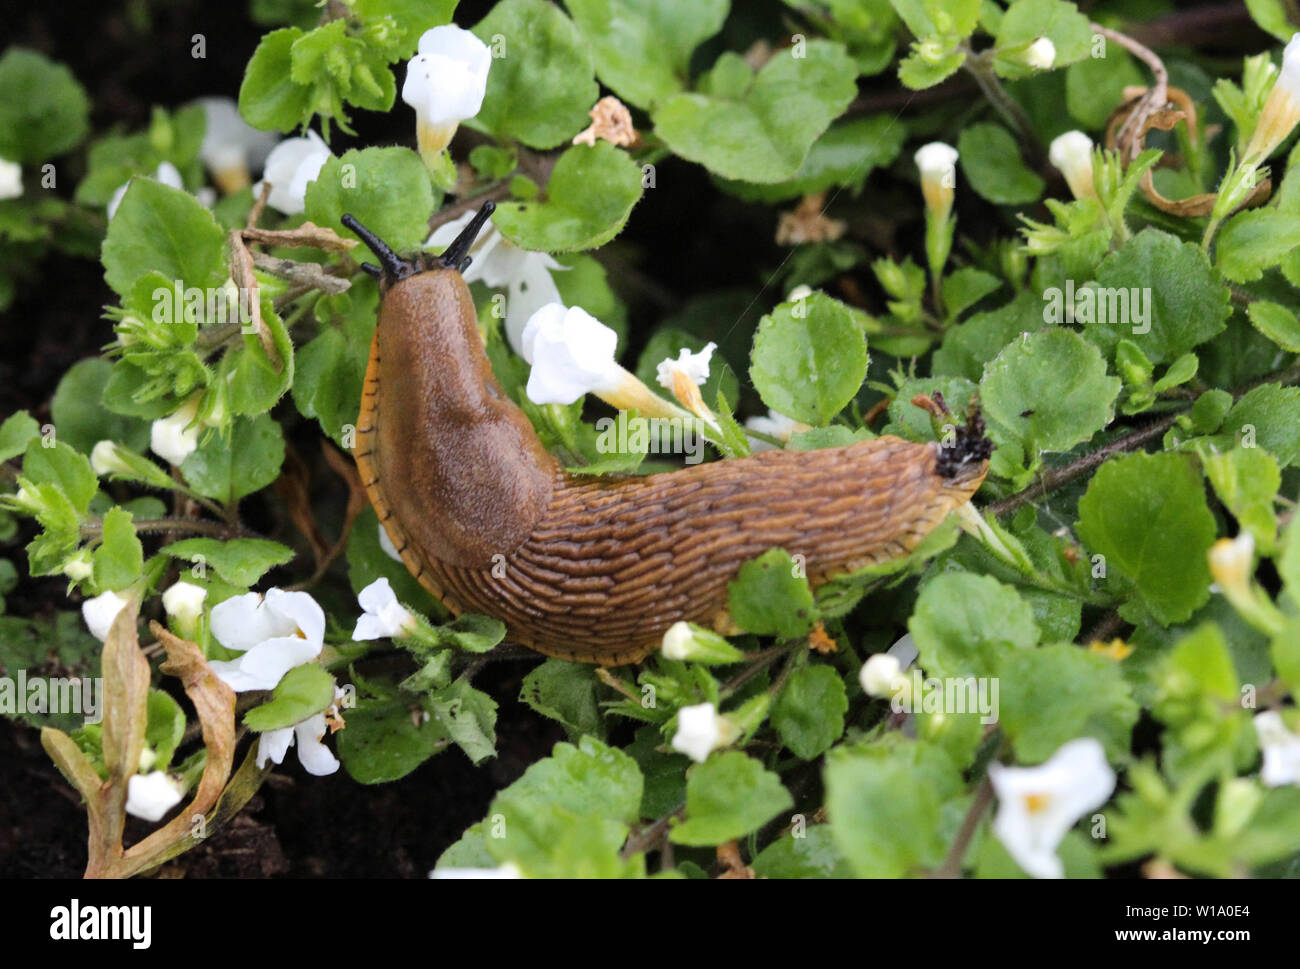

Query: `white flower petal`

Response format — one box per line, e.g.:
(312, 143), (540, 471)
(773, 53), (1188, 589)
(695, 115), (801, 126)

(989, 738), (1115, 878)
(257, 726), (295, 768)
(671, 702), (727, 763)
(294, 714), (339, 775)
(83, 590), (130, 642)
(522, 305), (622, 405)
(656, 343), (716, 391)
(402, 26), (492, 127)
(125, 772), (185, 822)
(0, 158), (22, 200)
(254, 130), (331, 215)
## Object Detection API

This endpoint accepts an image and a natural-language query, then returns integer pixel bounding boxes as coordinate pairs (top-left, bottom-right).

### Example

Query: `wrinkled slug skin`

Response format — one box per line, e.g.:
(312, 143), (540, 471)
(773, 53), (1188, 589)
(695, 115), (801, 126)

(354, 269), (987, 666)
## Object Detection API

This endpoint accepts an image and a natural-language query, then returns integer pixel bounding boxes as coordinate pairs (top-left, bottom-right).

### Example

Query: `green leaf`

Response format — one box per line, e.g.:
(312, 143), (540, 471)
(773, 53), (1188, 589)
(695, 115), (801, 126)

(1216, 384), (1300, 468)
(652, 40), (858, 183)
(22, 439), (97, 514)
(910, 571), (1039, 679)
(717, 114), (907, 203)
(669, 751), (793, 846)
(0, 49), (90, 163)
(520, 659), (605, 739)
(1076, 452), (1216, 625)
(102, 178), (228, 298)
(993, 0), (1094, 78)
(898, 45), (966, 90)
(752, 825), (852, 877)
(1000, 644), (1139, 763)
(958, 123), (1044, 205)
(566, 0), (728, 109)
(162, 537), (295, 586)
(942, 267), (1003, 321)
(1203, 447), (1281, 553)
(238, 28), (315, 132)
(145, 689), (186, 771)
(1089, 229), (1231, 364)
(1215, 210), (1300, 283)
(980, 327), (1120, 455)
(353, 0), (459, 55)
(750, 293), (868, 426)
(931, 290), (1046, 381)
(772, 664), (848, 759)
(292, 282), (377, 446)
(492, 142), (643, 252)
(306, 147), (435, 252)
(472, 0), (599, 148)
(482, 737), (643, 875)
(1244, 0), (1296, 43)
(179, 414), (285, 503)
(243, 664), (336, 731)
(429, 678), (498, 764)
(0, 412), (41, 462)
(92, 507), (143, 591)
(727, 548), (819, 639)
(891, 0), (981, 38)
(50, 359), (150, 455)
(1246, 300), (1300, 353)
(338, 696), (449, 783)
(825, 739), (964, 876)
(1066, 48), (1144, 128)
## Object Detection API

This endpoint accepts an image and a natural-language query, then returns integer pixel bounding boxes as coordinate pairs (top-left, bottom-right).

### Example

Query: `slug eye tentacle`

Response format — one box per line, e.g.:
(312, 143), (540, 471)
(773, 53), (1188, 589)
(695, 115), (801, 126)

(437, 200), (496, 270)
(341, 213), (420, 283)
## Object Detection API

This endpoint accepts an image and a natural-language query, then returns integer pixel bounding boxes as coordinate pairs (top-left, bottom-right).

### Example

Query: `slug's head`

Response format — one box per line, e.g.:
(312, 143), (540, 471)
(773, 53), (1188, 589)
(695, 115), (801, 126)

(341, 202), (496, 291)
(911, 392), (993, 482)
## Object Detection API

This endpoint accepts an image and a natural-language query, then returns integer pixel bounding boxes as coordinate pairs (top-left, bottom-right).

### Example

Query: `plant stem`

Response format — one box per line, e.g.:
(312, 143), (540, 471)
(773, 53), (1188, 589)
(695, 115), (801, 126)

(937, 775), (994, 877)
(960, 47), (1042, 163)
(79, 516), (256, 540)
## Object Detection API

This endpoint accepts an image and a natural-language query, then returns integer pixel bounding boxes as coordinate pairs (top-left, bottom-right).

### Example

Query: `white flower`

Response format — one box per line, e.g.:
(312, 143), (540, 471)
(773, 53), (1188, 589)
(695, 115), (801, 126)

(660, 620), (743, 664)
(744, 409), (805, 451)
(253, 130), (331, 215)
(257, 710), (340, 776)
(378, 522), (403, 562)
(914, 142), (959, 219)
(655, 343), (716, 392)
(195, 96), (278, 194)
(989, 738), (1116, 879)
(125, 771), (185, 821)
(83, 590), (129, 642)
(90, 440), (133, 477)
(0, 158), (21, 200)
(1209, 531), (1255, 592)
(427, 213), (565, 356)
(1246, 33), (1300, 161)
(671, 702), (738, 763)
(430, 862), (523, 879)
(1049, 131), (1096, 200)
(352, 577), (418, 640)
(1026, 37), (1056, 70)
(520, 303), (625, 405)
(162, 582), (207, 638)
(859, 653), (906, 698)
(149, 397), (202, 467)
(107, 161), (184, 221)
(402, 25), (493, 156)
(1255, 711), (1300, 787)
(207, 589), (325, 692)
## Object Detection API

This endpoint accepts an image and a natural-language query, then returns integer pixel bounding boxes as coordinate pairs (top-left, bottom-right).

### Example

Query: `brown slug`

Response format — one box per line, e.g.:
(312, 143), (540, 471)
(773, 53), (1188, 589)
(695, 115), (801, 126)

(342, 206), (991, 666)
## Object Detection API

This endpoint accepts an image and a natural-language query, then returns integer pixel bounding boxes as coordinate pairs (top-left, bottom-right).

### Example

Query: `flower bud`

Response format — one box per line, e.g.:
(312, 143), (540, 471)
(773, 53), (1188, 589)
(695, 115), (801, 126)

(660, 621), (744, 664)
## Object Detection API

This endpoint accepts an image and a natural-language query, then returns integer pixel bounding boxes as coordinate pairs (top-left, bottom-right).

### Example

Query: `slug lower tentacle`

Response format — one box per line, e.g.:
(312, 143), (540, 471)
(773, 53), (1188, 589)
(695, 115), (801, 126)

(344, 208), (990, 665)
